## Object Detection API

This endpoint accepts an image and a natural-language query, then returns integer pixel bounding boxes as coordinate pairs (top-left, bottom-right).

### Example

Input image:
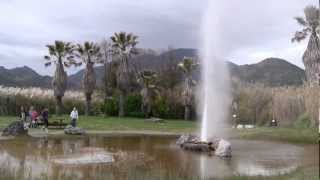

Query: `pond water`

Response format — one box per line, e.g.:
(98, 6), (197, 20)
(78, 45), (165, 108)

(0, 135), (318, 180)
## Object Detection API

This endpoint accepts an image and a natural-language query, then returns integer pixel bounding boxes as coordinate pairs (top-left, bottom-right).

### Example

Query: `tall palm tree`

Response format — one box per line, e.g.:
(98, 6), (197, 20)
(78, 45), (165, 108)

(138, 70), (158, 118)
(75, 41), (103, 116)
(178, 57), (198, 120)
(292, 5), (320, 84)
(44, 41), (76, 116)
(100, 40), (118, 116)
(110, 32), (138, 117)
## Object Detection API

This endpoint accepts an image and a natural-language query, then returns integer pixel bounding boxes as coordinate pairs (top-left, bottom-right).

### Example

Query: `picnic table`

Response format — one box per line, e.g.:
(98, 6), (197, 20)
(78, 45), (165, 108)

(38, 118), (68, 129)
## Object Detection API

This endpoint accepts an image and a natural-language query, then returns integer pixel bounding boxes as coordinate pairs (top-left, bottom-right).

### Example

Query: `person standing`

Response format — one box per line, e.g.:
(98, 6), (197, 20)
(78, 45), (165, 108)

(70, 107), (78, 127)
(31, 108), (38, 128)
(19, 106), (27, 122)
(42, 107), (49, 133)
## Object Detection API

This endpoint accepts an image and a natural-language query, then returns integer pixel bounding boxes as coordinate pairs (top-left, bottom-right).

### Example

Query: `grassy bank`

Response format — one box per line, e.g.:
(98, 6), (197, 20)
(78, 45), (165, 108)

(0, 116), (318, 144)
(230, 166), (319, 180)
(0, 115), (197, 133)
(235, 127), (318, 144)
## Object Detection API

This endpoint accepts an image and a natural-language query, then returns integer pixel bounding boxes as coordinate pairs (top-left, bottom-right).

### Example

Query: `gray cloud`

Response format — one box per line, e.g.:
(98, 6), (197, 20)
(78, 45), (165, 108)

(0, 0), (317, 75)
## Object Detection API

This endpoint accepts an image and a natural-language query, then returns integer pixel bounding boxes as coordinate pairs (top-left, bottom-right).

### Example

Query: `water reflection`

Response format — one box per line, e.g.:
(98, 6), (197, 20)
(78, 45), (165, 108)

(0, 136), (317, 180)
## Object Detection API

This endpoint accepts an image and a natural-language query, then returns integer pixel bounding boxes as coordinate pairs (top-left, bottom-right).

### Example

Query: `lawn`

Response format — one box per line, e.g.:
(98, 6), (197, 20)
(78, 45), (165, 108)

(0, 115), (318, 144)
(0, 115), (197, 133)
(235, 127), (318, 144)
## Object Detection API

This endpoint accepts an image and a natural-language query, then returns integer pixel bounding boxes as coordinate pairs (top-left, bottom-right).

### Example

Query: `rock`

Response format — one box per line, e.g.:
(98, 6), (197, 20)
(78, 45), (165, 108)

(64, 125), (86, 135)
(177, 135), (213, 152)
(144, 117), (164, 123)
(176, 134), (200, 146)
(244, 124), (255, 129)
(236, 124), (244, 129)
(214, 139), (232, 157)
(52, 147), (114, 165)
(177, 135), (232, 157)
(182, 142), (213, 152)
(2, 121), (28, 136)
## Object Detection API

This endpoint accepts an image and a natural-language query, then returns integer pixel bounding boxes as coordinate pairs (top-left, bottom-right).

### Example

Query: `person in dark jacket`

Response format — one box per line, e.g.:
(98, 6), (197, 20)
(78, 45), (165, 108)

(41, 108), (49, 133)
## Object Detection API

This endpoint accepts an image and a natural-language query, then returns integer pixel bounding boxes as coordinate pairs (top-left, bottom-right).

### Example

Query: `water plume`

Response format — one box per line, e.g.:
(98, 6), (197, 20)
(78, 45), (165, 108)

(200, 0), (231, 141)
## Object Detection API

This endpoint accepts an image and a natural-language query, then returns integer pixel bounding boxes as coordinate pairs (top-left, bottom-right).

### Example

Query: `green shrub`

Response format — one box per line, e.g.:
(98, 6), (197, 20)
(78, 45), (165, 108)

(126, 94), (142, 113)
(103, 97), (119, 116)
(293, 113), (311, 129)
(127, 112), (145, 118)
(153, 97), (170, 118)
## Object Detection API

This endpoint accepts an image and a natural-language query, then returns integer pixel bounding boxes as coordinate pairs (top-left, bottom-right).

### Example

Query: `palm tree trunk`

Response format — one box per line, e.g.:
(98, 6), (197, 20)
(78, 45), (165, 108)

(119, 91), (125, 117)
(146, 103), (152, 118)
(104, 62), (109, 116)
(184, 105), (191, 120)
(85, 93), (92, 116)
(56, 96), (62, 116)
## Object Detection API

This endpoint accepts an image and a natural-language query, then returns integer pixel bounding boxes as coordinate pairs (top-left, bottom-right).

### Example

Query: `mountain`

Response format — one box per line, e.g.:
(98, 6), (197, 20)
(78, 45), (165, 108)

(231, 58), (306, 86)
(0, 66), (52, 88)
(0, 49), (306, 88)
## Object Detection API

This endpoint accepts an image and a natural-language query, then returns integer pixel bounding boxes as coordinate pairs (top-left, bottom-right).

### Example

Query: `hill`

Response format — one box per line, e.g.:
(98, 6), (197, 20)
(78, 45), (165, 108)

(0, 66), (51, 88)
(0, 49), (306, 88)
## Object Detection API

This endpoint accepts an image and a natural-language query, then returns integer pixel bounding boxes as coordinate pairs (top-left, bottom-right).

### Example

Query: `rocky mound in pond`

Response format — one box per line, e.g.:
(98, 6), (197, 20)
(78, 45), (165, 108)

(52, 147), (114, 165)
(176, 134), (232, 157)
(1, 121), (28, 136)
(64, 125), (86, 135)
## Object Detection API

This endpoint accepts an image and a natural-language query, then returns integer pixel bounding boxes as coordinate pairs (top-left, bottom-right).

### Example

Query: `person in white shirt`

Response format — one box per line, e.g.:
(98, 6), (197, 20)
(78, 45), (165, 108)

(70, 107), (78, 127)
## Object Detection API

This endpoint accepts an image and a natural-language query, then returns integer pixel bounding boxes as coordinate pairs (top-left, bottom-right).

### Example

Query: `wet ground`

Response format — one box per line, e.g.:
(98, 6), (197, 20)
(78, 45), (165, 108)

(0, 135), (318, 180)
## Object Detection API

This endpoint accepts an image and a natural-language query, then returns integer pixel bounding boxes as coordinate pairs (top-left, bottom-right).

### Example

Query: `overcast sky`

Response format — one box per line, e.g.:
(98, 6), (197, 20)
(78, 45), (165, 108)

(0, 0), (317, 75)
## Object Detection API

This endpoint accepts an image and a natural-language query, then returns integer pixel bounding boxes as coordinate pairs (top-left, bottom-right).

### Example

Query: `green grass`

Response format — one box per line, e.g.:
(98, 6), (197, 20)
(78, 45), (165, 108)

(235, 127), (318, 144)
(0, 116), (16, 130)
(0, 115), (318, 144)
(230, 166), (319, 180)
(76, 116), (197, 133)
(0, 115), (197, 133)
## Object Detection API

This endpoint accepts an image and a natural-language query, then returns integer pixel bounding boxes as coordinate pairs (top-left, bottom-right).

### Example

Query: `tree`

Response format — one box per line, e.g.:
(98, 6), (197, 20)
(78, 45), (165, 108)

(100, 40), (118, 116)
(138, 70), (159, 118)
(44, 41), (77, 116)
(75, 41), (103, 116)
(292, 5), (320, 84)
(110, 32), (139, 117)
(178, 57), (198, 120)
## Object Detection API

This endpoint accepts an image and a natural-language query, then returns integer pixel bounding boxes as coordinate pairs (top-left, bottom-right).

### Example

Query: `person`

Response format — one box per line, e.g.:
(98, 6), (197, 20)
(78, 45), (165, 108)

(70, 107), (78, 127)
(26, 106), (34, 127)
(41, 107), (49, 133)
(31, 108), (38, 128)
(19, 106), (27, 122)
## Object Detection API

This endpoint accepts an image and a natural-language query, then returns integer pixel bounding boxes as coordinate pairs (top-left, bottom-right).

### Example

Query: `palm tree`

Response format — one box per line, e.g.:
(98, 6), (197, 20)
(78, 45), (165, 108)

(44, 41), (76, 116)
(178, 57), (198, 120)
(138, 70), (158, 118)
(100, 40), (118, 116)
(110, 32), (138, 117)
(292, 5), (320, 84)
(75, 41), (103, 116)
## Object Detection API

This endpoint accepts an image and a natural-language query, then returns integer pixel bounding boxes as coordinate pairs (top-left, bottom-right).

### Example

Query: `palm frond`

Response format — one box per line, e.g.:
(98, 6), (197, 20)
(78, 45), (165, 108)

(294, 17), (307, 26)
(44, 62), (52, 67)
(291, 28), (311, 42)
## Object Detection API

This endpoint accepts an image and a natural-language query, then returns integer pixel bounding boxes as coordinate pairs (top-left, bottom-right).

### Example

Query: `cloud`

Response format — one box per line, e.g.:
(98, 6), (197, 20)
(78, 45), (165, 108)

(0, 0), (316, 75)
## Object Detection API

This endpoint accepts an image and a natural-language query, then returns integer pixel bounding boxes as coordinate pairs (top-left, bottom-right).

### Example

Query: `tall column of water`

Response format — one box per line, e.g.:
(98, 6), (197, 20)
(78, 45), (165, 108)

(200, 0), (231, 141)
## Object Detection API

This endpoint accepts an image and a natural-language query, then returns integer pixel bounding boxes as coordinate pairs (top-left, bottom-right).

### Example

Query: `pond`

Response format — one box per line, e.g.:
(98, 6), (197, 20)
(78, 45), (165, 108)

(0, 135), (318, 180)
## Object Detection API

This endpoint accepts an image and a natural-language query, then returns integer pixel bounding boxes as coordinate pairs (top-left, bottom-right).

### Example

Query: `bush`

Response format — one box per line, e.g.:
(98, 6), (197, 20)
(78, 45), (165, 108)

(153, 97), (170, 118)
(127, 112), (145, 118)
(102, 97), (119, 116)
(293, 113), (311, 129)
(125, 94), (142, 113)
